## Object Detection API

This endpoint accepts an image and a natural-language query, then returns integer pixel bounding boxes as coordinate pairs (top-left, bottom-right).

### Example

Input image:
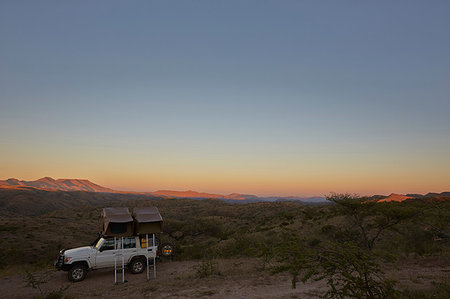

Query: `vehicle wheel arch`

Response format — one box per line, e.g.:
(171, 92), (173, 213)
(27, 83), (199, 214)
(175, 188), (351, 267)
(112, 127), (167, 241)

(68, 262), (89, 282)
(72, 260), (90, 268)
(128, 256), (147, 274)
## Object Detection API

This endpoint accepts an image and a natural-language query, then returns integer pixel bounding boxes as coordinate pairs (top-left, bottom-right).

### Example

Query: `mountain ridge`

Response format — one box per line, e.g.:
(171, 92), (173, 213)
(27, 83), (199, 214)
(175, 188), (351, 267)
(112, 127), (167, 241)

(0, 177), (327, 203)
(377, 193), (413, 203)
(0, 177), (115, 193)
(1, 177), (449, 204)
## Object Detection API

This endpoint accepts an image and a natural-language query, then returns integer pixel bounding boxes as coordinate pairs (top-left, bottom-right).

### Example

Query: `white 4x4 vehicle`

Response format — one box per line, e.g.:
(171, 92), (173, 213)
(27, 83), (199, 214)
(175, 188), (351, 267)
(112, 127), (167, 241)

(55, 235), (158, 282)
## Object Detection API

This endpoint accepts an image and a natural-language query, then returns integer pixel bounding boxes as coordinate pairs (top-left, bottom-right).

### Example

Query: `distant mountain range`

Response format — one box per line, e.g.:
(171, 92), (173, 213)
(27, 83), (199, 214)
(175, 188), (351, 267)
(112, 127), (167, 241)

(0, 177), (114, 193)
(0, 177), (327, 204)
(368, 192), (450, 203)
(151, 190), (267, 202)
(366, 193), (413, 203)
(1, 177), (448, 204)
(150, 190), (328, 204)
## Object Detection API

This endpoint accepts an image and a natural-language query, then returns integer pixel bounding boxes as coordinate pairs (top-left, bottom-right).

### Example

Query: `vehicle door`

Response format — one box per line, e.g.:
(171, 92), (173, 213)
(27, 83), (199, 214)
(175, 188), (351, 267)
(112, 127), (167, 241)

(94, 238), (119, 268)
(122, 237), (138, 262)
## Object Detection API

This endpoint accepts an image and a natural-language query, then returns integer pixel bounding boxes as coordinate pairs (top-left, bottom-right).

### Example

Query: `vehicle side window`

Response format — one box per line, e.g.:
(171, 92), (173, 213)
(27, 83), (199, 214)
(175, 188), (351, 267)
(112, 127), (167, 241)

(100, 239), (116, 251)
(140, 237), (147, 248)
(139, 235), (158, 248)
(123, 237), (136, 249)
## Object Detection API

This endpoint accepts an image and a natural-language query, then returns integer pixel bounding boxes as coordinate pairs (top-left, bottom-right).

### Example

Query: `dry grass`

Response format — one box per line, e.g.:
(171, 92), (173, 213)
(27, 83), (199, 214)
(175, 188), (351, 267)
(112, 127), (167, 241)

(0, 189), (449, 297)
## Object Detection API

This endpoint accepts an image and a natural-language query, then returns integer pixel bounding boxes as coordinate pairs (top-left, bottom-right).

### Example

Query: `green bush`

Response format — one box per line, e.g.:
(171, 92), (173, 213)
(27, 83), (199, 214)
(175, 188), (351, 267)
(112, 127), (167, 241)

(196, 258), (219, 278)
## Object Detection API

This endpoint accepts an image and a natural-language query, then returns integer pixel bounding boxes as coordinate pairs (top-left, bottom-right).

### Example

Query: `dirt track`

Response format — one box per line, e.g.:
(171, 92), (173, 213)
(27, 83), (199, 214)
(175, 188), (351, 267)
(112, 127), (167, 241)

(1, 257), (448, 298)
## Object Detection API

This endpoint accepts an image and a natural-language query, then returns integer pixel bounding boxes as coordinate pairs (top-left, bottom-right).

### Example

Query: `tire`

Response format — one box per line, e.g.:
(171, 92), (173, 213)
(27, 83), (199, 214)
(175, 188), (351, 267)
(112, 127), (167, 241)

(129, 258), (146, 274)
(160, 243), (175, 258)
(68, 264), (87, 282)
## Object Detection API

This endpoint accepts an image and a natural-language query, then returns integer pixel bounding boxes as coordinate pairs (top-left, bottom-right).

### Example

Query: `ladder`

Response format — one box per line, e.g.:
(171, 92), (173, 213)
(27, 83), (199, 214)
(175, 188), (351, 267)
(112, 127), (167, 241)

(114, 237), (125, 284)
(146, 234), (157, 280)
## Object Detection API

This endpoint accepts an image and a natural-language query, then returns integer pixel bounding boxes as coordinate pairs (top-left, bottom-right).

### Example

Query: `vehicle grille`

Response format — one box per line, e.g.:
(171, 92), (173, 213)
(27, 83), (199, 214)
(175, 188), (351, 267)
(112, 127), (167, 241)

(55, 253), (64, 268)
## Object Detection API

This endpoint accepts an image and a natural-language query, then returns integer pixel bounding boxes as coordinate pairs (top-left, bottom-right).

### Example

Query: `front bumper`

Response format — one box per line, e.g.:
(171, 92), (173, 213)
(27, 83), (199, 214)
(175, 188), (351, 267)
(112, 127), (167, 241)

(54, 253), (71, 271)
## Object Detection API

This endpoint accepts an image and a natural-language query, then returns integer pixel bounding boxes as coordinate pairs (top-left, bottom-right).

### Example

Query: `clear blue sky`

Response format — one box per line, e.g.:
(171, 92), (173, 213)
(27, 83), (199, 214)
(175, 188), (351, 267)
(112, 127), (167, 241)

(1, 1), (449, 196)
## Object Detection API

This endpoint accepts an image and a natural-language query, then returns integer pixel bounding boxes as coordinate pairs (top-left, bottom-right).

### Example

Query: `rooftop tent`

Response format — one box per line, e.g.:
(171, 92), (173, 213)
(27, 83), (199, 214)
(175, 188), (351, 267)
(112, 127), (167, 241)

(133, 207), (163, 235)
(102, 207), (134, 237)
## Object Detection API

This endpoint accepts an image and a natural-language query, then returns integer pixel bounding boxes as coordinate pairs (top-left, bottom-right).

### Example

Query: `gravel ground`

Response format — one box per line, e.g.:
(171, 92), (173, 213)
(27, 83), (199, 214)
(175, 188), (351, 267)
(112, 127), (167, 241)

(1, 257), (448, 298)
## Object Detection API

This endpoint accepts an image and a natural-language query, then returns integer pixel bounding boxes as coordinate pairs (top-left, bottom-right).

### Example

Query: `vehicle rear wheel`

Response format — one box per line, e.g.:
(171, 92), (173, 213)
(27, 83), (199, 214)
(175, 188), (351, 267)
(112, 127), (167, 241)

(68, 264), (87, 282)
(129, 258), (146, 274)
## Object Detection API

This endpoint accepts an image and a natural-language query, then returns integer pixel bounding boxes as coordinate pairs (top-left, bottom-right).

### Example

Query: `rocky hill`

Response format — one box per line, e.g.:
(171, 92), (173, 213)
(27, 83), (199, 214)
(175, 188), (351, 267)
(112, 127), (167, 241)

(0, 177), (115, 193)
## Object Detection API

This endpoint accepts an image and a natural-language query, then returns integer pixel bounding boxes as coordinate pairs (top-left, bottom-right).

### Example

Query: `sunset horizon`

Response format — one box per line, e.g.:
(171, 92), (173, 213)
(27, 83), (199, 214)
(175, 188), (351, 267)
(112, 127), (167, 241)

(1, 175), (448, 198)
(1, 1), (449, 200)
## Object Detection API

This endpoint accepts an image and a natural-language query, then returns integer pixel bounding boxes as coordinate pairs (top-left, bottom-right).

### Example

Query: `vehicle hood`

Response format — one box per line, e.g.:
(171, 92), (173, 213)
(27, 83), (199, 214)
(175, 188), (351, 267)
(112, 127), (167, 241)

(64, 246), (94, 258)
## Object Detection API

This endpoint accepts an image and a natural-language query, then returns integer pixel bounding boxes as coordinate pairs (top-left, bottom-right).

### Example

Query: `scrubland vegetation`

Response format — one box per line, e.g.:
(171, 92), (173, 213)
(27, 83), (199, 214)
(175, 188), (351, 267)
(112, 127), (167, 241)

(0, 190), (449, 298)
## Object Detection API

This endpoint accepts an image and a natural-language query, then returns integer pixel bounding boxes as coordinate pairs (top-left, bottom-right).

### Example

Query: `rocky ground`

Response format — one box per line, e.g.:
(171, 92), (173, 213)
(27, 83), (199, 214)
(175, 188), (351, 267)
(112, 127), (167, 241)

(1, 257), (449, 298)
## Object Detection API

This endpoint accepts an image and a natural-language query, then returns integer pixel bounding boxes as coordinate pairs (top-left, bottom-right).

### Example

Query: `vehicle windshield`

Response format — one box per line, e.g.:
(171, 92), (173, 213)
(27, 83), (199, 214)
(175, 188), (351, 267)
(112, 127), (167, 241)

(94, 237), (105, 250)
(90, 235), (102, 247)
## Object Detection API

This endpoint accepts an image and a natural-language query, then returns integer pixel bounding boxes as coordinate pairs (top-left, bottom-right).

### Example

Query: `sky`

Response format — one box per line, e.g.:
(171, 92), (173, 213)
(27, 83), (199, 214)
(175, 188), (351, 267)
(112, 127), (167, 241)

(1, 1), (449, 197)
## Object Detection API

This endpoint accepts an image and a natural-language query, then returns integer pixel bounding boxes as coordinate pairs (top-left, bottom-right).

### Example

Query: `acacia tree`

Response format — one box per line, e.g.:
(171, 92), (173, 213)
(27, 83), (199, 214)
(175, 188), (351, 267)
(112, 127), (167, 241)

(327, 193), (418, 250)
(271, 194), (418, 298)
(271, 231), (310, 289)
(272, 236), (397, 297)
(421, 200), (450, 240)
(311, 242), (397, 298)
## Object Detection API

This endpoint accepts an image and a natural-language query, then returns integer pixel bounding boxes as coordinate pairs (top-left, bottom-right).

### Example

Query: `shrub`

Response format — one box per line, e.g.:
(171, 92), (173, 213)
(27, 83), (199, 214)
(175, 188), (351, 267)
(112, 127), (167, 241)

(311, 242), (398, 298)
(196, 259), (219, 278)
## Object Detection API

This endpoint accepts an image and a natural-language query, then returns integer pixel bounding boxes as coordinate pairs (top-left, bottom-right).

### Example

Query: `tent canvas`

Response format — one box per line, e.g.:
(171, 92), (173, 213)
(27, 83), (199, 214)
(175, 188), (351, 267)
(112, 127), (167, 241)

(133, 207), (163, 234)
(102, 207), (134, 237)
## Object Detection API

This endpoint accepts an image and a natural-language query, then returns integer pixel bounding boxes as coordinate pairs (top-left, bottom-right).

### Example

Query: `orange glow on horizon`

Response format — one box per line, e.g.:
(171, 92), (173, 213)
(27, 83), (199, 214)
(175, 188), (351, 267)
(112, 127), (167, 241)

(2, 171), (448, 198)
(1, 140), (449, 197)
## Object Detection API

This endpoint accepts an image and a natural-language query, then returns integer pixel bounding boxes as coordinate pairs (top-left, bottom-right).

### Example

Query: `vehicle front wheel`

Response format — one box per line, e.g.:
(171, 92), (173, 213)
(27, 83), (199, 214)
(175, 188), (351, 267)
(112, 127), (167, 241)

(68, 264), (87, 282)
(129, 258), (146, 274)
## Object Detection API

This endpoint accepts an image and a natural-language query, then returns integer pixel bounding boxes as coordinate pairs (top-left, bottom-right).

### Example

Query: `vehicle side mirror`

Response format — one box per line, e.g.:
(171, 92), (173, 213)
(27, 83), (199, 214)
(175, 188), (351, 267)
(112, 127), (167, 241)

(99, 247), (104, 252)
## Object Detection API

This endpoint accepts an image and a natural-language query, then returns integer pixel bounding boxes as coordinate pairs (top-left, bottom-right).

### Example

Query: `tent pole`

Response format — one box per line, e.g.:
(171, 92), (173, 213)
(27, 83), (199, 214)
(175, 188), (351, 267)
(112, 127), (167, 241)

(121, 237), (124, 283)
(153, 233), (156, 279)
(146, 234), (149, 280)
(114, 237), (117, 284)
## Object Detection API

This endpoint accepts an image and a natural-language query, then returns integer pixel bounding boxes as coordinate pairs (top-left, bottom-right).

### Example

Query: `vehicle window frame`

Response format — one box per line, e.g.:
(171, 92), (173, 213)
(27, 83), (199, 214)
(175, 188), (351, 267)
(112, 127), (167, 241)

(99, 238), (116, 251)
(123, 237), (136, 249)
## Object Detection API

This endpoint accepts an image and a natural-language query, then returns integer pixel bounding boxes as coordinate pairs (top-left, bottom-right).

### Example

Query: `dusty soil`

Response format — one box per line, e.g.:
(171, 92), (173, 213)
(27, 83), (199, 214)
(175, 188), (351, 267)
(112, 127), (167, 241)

(1, 257), (448, 298)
